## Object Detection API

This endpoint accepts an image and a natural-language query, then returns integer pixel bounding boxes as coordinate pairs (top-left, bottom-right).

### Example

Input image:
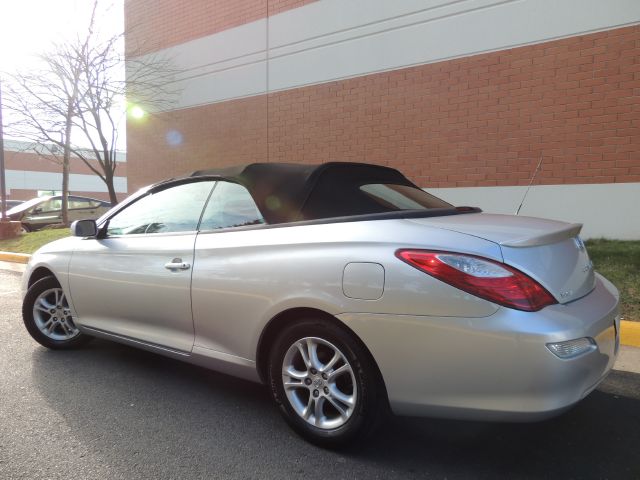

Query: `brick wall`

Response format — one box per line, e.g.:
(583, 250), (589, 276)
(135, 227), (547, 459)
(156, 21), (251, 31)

(127, 25), (640, 191)
(128, 96), (267, 187)
(125, 0), (317, 56)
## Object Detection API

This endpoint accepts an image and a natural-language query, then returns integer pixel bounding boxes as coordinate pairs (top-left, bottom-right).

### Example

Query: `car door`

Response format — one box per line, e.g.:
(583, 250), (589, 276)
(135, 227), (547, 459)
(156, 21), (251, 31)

(68, 197), (99, 222)
(23, 198), (62, 229)
(68, 180), (216, 353)
(191, 181), (267, 358)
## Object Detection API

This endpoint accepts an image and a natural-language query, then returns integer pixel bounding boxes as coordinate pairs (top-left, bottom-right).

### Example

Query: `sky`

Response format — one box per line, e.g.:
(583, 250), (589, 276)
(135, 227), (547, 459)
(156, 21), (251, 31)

(0, 0), (124, 72)
(0, 0), (126, 149)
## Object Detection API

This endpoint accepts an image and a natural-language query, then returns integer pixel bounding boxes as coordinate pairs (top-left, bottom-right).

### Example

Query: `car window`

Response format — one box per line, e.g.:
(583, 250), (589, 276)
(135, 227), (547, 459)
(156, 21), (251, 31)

(200, 181), (264, 230)
(69, 198), (92, 209)
(359, 184), (452, 211)
(106, 181), (215, 235)
(38, 199), (62, 212)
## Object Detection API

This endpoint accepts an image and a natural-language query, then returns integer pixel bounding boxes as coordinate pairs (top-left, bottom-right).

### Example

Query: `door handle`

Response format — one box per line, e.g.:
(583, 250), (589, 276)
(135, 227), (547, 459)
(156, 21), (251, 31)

(164, 258), (191, 271)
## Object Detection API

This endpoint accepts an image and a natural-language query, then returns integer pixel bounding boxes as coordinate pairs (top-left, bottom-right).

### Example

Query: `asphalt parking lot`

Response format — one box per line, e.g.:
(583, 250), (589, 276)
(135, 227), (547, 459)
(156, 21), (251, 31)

(1, 268), (639, 479)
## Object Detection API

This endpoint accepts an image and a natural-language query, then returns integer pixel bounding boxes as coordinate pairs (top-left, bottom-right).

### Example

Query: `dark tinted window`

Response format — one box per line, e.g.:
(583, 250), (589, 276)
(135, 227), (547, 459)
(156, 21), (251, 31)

(359, 184), (451, 210)
(302, 178), (453, 220)
(107, 181), (214, 235)
(200, 181), (264, 230)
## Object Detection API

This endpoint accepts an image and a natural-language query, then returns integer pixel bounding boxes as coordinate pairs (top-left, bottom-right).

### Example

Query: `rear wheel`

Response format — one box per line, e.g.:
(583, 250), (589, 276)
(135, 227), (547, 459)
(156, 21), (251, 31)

(22, 276), (91, 349)
(20, 224), (30, 234)
(268, 319), (386, 447)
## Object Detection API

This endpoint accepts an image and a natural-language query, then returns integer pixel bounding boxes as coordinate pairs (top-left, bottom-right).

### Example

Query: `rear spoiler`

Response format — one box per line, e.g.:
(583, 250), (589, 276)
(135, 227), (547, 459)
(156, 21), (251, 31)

(500, 223), (583, 248)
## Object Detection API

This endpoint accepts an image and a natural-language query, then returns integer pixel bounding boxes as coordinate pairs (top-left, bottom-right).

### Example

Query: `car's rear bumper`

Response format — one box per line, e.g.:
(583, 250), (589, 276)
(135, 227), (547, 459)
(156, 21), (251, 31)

(338, 273), (620, 421)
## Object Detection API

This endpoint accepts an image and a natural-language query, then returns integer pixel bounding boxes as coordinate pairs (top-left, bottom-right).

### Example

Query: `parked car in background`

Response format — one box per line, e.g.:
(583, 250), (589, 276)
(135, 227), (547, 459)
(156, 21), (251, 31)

(2, 199), (25, 212)
(6, 195), (111, 232)
(20, 162), (619, 447)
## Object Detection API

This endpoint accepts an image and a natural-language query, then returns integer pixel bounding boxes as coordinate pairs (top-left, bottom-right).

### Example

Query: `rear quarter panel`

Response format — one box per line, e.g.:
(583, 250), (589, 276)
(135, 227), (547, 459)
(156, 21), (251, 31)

(191, 218), (502, 361)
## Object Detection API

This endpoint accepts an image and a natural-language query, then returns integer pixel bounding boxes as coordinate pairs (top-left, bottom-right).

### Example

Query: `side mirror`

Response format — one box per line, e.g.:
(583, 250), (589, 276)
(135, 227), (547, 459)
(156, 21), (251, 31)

(71, 219), (98, 237)
(33, 207), (43, 214)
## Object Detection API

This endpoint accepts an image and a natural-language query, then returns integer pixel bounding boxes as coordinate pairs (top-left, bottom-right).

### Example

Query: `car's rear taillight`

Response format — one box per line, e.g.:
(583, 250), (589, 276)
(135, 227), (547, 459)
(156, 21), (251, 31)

(395, 250), (557, 312)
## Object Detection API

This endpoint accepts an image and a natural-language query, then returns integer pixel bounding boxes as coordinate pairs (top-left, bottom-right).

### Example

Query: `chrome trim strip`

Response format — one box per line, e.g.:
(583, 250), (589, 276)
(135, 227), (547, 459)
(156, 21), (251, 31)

(80, 326), (191, 357)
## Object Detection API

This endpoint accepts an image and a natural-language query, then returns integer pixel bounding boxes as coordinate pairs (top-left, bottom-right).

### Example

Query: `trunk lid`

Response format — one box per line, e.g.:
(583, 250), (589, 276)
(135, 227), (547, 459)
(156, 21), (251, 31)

(408, 213), (596, 304)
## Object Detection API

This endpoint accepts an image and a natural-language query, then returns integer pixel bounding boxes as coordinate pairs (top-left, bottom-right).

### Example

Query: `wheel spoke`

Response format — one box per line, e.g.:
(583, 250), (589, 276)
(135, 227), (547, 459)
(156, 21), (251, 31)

(282, 367), (307, 380)
(328, 363), (351, 379)
(38, 297), (54, 310)
(321, 351), (340, 372)
(39, 318), (54, 333)
(57, 292), (67, 308)
(35, 304), (51, 314)
(302, 395), (314, 420)
(296, 341), (312, 369)
(284, 379), (305, 390)
(326, 395), (348, 419)
(329, 386), (355, 407)
(307, 339), (323, 371)
(60, 322), (72, 336)
(314, 396), (325, 426)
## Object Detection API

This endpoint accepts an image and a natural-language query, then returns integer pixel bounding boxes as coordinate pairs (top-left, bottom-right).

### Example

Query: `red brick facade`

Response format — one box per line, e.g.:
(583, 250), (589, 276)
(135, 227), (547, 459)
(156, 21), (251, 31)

(127, 25), (640, 191)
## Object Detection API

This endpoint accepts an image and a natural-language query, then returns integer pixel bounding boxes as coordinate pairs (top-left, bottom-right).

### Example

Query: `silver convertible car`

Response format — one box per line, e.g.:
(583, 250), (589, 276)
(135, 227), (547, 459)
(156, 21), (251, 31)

(21, 162), (620, 447)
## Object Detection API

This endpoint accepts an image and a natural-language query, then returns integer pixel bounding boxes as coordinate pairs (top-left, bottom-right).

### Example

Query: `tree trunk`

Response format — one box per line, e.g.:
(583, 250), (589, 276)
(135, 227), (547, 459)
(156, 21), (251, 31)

(106, 172), (118, 205)
(61, 106), (73, 226)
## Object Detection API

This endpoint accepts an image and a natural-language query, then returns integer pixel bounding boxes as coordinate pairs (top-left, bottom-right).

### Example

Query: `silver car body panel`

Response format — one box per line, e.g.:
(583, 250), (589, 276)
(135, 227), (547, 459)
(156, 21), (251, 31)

(67, 233), (197, 353)
(339, 273), (619, 420)
(190, 220), (501, 360)
(22, 212), (620, 420)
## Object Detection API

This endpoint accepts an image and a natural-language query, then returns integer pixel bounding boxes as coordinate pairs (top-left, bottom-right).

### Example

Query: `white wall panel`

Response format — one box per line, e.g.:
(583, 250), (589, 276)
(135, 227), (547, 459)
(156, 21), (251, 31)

(428, 183), (640, 240)
(132, 0), (640, 111)
(269, 0), (640, 91)
(7, 170), (128, 194)
(130, 19), (267, 111)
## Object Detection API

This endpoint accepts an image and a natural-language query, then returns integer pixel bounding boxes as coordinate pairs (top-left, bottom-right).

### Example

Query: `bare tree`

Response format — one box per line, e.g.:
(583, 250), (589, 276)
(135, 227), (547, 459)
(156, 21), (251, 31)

(3, 0), (177, 217)
(70, 34), (176, 205)
(3, 5), (97, 225)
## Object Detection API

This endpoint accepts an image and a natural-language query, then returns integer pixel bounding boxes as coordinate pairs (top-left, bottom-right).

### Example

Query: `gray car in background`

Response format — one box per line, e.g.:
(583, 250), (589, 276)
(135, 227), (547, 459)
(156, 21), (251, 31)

(20, 162), (619, 447)
(7, 195), (110, 232)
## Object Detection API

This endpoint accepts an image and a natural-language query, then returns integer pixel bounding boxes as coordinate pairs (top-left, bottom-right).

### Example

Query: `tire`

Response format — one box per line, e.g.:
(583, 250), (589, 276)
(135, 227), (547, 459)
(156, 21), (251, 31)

(22, 276), (92, 349)
(268, 318), (387, 448)
(20, 224), (31, 234)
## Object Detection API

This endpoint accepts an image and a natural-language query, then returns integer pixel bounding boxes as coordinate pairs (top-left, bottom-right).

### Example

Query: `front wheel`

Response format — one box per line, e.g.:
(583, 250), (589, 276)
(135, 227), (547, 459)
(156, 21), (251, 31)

(268, 319), (386, 447)
(22, 276), (91, 349)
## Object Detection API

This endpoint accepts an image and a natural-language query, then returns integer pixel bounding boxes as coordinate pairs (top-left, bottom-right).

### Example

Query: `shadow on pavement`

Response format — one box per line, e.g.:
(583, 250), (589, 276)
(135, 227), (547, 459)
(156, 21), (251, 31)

(31, 339), (640, 479)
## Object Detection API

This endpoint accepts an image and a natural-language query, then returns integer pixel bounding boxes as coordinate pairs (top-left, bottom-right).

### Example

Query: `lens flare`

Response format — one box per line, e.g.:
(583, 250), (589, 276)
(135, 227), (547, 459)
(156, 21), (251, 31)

(130, 106), (146, 119)
(166, 129), (183, 146)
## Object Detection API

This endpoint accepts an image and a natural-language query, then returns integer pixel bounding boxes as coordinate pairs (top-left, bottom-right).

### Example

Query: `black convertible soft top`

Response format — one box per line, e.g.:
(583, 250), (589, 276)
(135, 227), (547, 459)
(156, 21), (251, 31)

(189, 162), (439, 224)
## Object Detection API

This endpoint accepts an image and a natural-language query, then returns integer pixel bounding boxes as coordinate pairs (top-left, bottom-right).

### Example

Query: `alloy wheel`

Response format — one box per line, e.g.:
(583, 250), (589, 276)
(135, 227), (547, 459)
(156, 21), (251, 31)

(32, 287), (80, 341)
(281, 337), (357, 429)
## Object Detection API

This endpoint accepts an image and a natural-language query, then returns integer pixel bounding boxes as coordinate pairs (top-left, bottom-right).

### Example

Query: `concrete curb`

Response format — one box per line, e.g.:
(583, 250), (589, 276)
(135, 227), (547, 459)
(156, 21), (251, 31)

(0, 251), (639, 347)
(0, 251), (30, 264)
